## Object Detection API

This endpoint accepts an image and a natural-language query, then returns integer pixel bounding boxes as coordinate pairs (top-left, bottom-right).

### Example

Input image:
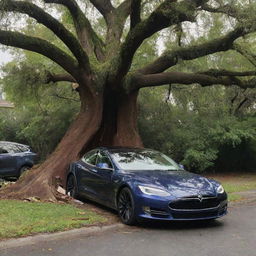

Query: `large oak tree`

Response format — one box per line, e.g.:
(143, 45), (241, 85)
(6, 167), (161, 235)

(0, 0), (255, 200)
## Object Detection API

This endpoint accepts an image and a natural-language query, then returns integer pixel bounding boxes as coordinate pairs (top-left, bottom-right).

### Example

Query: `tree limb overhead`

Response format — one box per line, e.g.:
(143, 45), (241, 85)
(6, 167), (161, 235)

(139, 26), (248, 74)
(44, 0), (105, 61)
(201, 3), (239, 18)
(104, 0), (131, 56)
(233, 43), (256, 67)
(113, 0), (210, 82)
(133, 71), (256, 90)
(130, 0), (141, 29)
(46, 73), (77, 83)
(0, 0), (90, 71)
(0, 30), (79, 78)
(198, 69), (256, 77)
(89, 0), (114, 22)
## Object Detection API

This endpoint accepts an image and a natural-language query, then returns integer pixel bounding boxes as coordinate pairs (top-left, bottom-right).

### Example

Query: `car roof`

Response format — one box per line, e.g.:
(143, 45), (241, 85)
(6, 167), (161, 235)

(99, 146), (154, 154)
(0, 141), (29, 148)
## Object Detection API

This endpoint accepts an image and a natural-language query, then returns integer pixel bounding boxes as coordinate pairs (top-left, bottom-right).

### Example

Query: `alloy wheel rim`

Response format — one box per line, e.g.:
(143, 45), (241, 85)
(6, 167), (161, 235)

(118, 190), (132, 222)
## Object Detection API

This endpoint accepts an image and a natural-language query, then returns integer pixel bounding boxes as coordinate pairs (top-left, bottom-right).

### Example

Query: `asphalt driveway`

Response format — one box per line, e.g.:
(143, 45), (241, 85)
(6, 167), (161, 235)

(1, 202), (256, 256)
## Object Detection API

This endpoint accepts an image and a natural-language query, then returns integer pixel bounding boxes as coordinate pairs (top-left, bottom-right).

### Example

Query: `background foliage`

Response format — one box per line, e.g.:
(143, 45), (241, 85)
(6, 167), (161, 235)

(0, 61), (80, 160)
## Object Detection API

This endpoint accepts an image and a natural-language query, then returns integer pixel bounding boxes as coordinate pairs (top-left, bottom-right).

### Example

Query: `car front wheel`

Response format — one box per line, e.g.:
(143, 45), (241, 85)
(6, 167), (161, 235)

(117, 187), (136, 225)
(66, 175), (79, 199)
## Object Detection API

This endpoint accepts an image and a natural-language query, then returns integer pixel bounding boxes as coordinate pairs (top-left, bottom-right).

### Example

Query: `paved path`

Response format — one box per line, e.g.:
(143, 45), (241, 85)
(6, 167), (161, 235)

(1, 202), (256, 256)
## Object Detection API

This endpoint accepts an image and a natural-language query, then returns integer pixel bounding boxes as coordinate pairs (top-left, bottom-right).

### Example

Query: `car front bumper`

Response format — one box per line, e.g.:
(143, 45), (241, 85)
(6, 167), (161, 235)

(134, 193), (228, 221)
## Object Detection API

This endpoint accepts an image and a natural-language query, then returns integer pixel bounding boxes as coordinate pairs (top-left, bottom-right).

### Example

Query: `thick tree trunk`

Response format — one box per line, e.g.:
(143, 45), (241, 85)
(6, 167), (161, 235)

(88, 90), (143, 148)
(0, 87), (143, 201)
(0, 88), (103, 201)
(113, 91), (143, 147)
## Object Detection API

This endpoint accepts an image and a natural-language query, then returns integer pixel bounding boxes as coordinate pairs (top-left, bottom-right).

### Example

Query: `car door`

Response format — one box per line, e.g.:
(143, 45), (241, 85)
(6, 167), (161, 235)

(93, 150), (116, 208)
(0, 146), (17, 177)
(75, 149), (99, 200)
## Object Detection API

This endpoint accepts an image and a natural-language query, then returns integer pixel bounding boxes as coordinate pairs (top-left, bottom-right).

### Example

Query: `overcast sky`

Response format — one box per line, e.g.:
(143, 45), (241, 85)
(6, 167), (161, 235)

(0, 50), (12, 65)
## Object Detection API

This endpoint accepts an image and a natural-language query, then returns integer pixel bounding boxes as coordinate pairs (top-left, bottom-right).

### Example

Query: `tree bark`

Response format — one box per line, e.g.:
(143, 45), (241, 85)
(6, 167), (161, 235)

(0, 85), (143, 201)
(87, 90), (143, 149)
(0, 88), (103, 201)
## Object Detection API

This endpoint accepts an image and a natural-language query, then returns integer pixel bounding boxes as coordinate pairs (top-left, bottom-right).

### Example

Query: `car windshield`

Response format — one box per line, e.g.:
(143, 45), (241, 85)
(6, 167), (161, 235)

(111, 149), (181, 171)
(0, 142), (30, 153)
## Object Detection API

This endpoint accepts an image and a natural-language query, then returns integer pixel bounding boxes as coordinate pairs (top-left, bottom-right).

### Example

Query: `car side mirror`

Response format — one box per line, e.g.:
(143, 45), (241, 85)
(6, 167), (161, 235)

(96, 162), (112, 170)
(179, 164), (185, 170)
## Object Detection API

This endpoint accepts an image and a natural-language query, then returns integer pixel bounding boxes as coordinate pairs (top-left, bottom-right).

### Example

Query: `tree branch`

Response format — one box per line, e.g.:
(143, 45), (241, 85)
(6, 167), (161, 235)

(117, 0), (131, 19)
(0, 30), (79, 78)
(130, 0), (141, 29)
(46, 73), (77, 83)
(139, 26), (248, 74)
(113, 0), (209, 82)
(132, 71), (256, 90)
(44, 0), (105, 61)
(51, 93), (80, 102)
(89, 0), (114, 22)
(104, 0), (131, 56)
(233, 43), (256, 67)
(1, 0), (90, 71)
(198, 69), (256, 77)
(201, 3), (239, 18)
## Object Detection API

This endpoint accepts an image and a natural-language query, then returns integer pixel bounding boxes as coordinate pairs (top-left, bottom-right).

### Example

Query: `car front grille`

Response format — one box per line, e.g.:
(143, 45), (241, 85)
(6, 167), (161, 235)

(171, 211), (218, 219)
(169, 195), (220, 211)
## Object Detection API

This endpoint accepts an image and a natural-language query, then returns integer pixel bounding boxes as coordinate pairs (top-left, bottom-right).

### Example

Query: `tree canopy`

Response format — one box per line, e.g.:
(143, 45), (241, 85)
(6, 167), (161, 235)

(0, 0), (256, 90)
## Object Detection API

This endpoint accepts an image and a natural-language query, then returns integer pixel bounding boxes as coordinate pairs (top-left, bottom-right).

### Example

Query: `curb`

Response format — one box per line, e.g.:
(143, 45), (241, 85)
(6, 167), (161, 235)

(0, 223), (125, 250)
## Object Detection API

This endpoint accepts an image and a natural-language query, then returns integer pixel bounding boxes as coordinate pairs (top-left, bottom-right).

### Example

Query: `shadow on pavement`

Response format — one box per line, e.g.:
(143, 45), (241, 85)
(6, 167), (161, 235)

(137, 218), (224, 231)
(79, 197), (225, 231)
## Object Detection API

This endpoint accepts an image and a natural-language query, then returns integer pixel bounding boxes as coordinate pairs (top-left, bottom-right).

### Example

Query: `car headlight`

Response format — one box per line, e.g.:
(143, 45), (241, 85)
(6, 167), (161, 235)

(138, 185), (170, 196)
(217, 185), (225, 194)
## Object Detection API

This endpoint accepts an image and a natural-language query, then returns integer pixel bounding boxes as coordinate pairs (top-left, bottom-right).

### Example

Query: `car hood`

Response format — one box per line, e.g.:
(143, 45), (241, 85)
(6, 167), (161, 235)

(123, 170), (217, 197)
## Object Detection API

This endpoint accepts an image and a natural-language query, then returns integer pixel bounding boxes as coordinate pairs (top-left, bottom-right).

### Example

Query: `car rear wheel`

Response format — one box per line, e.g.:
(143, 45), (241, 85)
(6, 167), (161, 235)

(117, 187), (136, 225)
(66, 175), (79, 199)
(19, 166), (30, 177)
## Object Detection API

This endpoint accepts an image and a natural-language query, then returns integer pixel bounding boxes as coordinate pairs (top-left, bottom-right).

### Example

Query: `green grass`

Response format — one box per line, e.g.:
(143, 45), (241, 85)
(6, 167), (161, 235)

(206, 174), (256, 202)
(0, 200), (106, 239)
(221, 178), (256, 202)
(222, 182), (256, 194)
(227, 194), (243, 202)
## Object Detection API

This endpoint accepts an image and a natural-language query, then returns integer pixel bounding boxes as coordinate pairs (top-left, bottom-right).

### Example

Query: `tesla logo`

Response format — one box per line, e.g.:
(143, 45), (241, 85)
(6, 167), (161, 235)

(198, 194), (203, 202)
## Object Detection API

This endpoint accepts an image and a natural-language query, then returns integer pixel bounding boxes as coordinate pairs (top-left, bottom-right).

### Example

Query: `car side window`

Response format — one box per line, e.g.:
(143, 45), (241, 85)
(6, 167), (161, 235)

(17, 145), (30, 152)
(96, 151), (113, 169)
(1, 144), (20, 153)
(0, 147), (8, 154)
(82, 150), (98, 166)
(9, 145), (21, 153)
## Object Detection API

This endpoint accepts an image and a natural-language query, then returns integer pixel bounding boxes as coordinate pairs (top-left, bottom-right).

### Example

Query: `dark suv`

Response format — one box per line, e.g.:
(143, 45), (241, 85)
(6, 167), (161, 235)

(0, 141), (37, 178)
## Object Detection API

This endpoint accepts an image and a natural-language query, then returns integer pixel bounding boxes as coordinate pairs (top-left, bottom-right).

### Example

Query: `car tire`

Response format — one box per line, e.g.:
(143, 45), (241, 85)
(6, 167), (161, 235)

(66, 175), (79, 199)
(117, 187), (137, 225)
(19, 166), (30, 177)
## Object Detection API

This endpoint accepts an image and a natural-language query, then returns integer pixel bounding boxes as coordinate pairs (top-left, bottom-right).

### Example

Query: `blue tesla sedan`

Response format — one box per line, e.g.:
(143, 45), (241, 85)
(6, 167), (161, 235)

(66, 147), (227, 225)
(0, 141), (37, 179)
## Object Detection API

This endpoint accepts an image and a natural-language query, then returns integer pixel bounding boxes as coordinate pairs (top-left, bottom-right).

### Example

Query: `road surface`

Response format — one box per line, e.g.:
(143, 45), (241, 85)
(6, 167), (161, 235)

(1, 202), (256, 256)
